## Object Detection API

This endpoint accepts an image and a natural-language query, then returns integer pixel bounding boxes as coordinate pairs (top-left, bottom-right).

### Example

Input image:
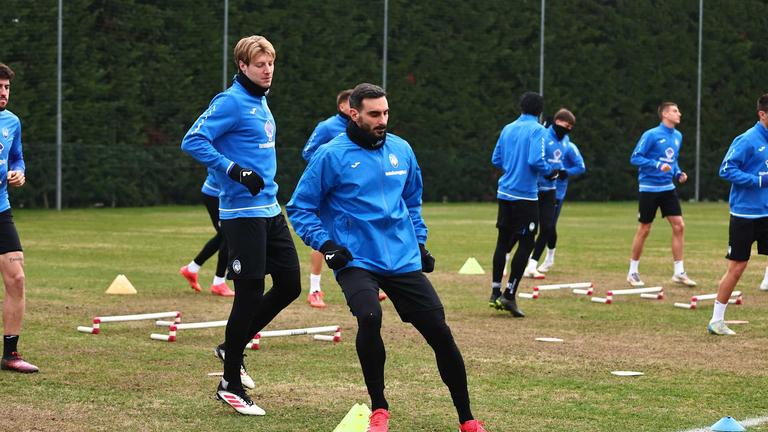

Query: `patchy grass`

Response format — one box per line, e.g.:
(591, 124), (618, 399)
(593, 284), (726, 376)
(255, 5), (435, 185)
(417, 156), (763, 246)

(1, 202), (768, 431)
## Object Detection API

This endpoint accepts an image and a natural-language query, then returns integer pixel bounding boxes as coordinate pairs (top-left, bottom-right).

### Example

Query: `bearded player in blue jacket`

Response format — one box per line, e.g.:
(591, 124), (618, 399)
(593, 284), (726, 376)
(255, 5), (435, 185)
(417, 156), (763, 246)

(627, 102), (696, 288)
(181, 35), (301, 416)
(287, 84), (487, 432)
(707, 94), (768, 336)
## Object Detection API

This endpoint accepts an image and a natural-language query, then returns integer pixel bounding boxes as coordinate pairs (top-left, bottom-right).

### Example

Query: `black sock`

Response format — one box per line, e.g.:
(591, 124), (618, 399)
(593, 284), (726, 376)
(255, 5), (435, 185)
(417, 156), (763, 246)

(3, 335), (19, 358)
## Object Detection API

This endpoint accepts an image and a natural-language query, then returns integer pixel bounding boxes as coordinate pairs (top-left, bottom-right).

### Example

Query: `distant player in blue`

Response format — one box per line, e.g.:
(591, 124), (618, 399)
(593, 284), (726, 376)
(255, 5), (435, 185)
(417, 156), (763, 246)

(287, 83), (487, 432)
(524, 108), (576, 278)
(536, 140), (586, 273)
(181, 35), (301, 416)
(489, 92), (556, 317)
(627, 102), (696, 288)
(707, 94), (768, 336)
(0, 63), (37, 374)
(301, 88), (353, 308)
(178, 170), (234, 297)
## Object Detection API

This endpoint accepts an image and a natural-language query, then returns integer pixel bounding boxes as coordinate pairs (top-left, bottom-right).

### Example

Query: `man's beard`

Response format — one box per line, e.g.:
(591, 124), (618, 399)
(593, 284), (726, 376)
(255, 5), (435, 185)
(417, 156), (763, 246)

(361, 122), (386, 138)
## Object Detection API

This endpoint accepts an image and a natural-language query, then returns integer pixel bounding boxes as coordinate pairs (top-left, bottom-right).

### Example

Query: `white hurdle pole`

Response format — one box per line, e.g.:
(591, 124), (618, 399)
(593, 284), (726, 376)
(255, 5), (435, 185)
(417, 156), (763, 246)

(150, 320), (228, 342)
(674, 291), (743, 310)
(534, 282), (593, 291)
(247, 326), (341, 350)
(78, 311), (181, 335)
(591, 287), (663, 305)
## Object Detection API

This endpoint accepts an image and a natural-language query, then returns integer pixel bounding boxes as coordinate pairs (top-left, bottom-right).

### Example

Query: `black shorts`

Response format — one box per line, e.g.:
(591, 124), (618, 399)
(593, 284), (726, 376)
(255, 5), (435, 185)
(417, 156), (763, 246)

(336, 267), (443, 322)
(0, 209), (22, 255)
(537, 190), (557, 230)
(496, 199), (539, 236)
(726, 215), (768, 262)
(202, 193), (221, 232)
(220, 214), (300, 279)
(638, 190), (682, 223)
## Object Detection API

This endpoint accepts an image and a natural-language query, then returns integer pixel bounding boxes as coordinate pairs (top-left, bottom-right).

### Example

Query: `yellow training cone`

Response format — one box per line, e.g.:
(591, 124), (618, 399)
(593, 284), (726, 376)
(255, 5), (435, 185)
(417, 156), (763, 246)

(105, 274), (137, 295)
(458, 257), (485, 275)
(332, 403), (371, 432)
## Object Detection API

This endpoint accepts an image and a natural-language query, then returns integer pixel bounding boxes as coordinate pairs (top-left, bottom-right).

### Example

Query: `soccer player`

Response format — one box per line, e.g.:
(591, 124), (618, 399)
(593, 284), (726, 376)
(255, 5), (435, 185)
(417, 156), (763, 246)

(181, 35), (301, 415)
(287, 83), (487, 432)
(301, 89), (352, 308)
(0, 63), (37, 374)
(524, 109), (576, 278)
(178, 169), (234, 297)
(708, 94), (768, 335)
(537, 140), (586, 273)
(626, 102), (696, 288)
(489, 92), (555, 317)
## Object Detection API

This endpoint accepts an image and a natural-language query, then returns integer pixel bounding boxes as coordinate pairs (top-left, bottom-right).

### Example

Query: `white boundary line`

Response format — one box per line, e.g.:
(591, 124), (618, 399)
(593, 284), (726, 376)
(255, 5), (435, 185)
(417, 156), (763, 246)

(677, 415), (768, 432)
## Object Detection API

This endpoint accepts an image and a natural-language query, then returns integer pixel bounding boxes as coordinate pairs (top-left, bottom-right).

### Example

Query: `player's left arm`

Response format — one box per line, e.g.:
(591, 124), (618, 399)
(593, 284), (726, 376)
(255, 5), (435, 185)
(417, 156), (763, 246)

(7, 120), (25, 187)
(564, 142), (586, 177)
(402, 145), (428, 244)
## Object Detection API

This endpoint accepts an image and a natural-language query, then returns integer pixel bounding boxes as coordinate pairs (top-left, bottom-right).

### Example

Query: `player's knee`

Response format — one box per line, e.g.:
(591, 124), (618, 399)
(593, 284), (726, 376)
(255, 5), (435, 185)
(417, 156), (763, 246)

(672, 220), (685, 234)
(5, 271), (25, 298)
(638, 224), (652, 238)
(357, 311), (382, 330)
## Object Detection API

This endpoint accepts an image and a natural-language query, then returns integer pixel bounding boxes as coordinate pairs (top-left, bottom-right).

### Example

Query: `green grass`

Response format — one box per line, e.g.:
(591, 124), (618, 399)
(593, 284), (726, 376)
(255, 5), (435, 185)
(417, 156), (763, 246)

(3, 202), (768, 431)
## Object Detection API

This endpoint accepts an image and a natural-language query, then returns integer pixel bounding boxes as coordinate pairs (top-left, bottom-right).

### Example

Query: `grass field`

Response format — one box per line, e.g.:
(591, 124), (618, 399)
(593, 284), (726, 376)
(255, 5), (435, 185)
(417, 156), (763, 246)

(3, 202), (768, 432)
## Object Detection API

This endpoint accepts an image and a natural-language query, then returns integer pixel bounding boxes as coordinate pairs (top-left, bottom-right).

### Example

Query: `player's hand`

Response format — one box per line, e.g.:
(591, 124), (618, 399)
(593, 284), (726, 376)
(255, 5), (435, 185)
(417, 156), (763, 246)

(419, 244), (435, 273)
(660, 163), (672, 172)
(7, 170), (25, 187)
(545, 170), (559, 181)
(557, 170), (568, 180)
(320, 240), (353, 270)
(678, 172), (688, 183)
(227, 163), (264, 196)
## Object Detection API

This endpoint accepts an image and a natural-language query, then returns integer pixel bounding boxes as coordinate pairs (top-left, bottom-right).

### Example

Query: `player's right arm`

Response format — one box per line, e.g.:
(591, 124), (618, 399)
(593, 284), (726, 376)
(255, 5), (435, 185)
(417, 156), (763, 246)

(720, 137), (762, 187)
(286, 147), (336, 250)
(181, 94), (239, 173)
(630, 131), (661, 170)
(527, 126), (553, 175)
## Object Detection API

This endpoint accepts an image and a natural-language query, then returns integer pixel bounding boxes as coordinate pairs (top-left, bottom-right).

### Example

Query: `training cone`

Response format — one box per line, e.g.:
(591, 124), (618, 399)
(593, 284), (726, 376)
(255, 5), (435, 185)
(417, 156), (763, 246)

(332, 403), (371, 432)
(105, 274), (137, 295)
(711, 416), (745, 432)
(458, 257), (485, 275)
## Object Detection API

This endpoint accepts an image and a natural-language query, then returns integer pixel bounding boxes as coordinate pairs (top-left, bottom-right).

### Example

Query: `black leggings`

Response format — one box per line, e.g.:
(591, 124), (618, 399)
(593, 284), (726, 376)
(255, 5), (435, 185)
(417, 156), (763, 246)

(349, 289), (473, 423)
(531, 191), (557, 261)
(222, 270), (301, 386)
(194, 194), (228, 278)
(492, 226), (535, 293)
(547, 199), (564, 249)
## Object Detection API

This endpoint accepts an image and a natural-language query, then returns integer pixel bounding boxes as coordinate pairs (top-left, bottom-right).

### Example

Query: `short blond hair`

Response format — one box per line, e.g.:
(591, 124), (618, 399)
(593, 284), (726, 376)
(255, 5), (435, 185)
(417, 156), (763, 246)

(234, 35), (276, 66)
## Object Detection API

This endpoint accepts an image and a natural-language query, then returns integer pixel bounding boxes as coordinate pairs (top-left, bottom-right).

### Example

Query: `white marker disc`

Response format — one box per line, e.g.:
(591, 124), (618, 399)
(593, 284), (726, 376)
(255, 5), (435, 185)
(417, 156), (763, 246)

(611, 371), (644, 377)
(535, 337), (564, 342)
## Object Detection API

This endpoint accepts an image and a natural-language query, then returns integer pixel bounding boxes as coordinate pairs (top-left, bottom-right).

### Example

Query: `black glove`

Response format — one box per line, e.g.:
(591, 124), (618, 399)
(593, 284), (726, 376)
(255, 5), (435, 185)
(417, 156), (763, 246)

(419, 244), (435, 273)
(228, 163), (264, 196)
(320, 240), (353, 270)
(545, 170), (559, 181)
(557, 170), (568, 180)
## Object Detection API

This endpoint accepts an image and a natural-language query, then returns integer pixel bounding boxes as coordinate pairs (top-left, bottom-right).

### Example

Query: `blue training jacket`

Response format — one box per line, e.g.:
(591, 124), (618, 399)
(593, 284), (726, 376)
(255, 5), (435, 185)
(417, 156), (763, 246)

(200, 168), (220, 198)
(0, 110), (25, 213)
(301, 113), (349, 162)
(492, 114), (552, 201)
(556, 141), (586, 201)
(537, 126), (571, 191)
(719, 122), (768, 218)
(287, 132), (427, 275)
(630, 123), (683, 192)
(181, 79), (281, 219)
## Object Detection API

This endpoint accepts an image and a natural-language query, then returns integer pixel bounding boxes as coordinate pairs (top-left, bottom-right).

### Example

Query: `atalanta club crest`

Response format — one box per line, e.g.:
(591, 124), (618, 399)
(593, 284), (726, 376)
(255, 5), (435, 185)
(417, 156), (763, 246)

(264, 120), (275, 141)
(665, 147), (675, 159)
(389, 153), (399, 168)
(553, 149), (562, 161)
(1, 128), (8, 139)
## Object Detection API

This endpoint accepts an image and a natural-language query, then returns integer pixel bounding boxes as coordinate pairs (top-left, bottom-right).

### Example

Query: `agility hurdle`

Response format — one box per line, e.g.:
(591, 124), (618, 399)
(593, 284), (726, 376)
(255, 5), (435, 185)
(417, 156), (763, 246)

(150, 319), (227, 342)
(518, 282), (594, 300)
(673, 291), (743, 310)
(591, 287), (663, 305)
(246, 326), (342, 350)
(77, 311), (182, 334)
